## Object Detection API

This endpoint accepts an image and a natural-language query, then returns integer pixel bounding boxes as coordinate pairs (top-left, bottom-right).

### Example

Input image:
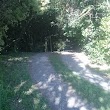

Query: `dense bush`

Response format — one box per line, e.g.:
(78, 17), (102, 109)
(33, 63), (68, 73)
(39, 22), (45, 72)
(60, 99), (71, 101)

(84, 14), (110, 65)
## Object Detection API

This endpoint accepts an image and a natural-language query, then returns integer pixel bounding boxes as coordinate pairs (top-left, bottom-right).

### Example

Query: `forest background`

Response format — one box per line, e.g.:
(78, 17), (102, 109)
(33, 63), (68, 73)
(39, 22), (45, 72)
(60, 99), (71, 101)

(0, 0), (110, 65)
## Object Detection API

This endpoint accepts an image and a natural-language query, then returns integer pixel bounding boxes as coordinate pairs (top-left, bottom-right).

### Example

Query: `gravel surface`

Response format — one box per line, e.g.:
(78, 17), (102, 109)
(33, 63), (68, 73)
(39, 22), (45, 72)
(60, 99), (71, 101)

(29, 53), (96, 110)
(60, 51), (110, 92)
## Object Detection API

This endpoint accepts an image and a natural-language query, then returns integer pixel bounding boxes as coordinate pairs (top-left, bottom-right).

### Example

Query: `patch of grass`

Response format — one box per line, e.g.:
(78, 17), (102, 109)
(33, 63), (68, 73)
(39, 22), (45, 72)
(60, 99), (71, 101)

(87, 65), (110, 77)
(49, 53), (110, 110)
(0, 53), (50, 110)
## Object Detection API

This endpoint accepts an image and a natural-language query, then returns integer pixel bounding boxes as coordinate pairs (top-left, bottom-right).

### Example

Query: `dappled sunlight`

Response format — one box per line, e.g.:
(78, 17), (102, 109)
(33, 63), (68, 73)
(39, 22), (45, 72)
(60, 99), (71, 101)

(8, 57), (25, 61)
(88, 63), (110, 71)
(67, 97), (75, 108)
(18, 98), (22, 103)
(24, 85), (38, 95)
(1, 0), (110, 109)
(7, 56), (32, 62)
(0, 53), (34, 63)
(0, 54), (51, 110)
(49, 53), (110, 110)
(33, 73), (91, 110)
(47, 74), (56, 83)
(67, 97), (87, 109)
(58, 85), (62, 92)
(60, 51), (110, 71)
(55, 97), (60, 105)
(60, 51), (90, 65)
(66, 86), (75, 97)
(14, 81), (26, 93)
(71, 69), (110, 91)
(30, 54), (93, 110)
(86, 64), (110, 79)
(72, 71), (81, 75)
(59, 51), (110, 92)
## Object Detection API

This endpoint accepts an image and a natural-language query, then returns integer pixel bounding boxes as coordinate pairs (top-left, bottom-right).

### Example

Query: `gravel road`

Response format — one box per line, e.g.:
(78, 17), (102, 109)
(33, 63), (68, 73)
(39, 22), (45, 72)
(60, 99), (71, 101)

(60, 51), (110, 92)
(29, 53), (96, 110)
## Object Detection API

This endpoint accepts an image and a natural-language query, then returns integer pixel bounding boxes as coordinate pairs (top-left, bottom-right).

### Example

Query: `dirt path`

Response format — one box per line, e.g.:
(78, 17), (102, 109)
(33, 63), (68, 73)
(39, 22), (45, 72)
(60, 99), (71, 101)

(29, 53), (96, 110)
(60, 51), (110, 92)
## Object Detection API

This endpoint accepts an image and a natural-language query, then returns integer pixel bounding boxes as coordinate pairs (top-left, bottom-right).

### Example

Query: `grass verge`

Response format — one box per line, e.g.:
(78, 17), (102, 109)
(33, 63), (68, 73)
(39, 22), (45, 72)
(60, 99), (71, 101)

(0, 53), (50, 110)
(86, 65), (110, 78)
(49, 53), (110, 110)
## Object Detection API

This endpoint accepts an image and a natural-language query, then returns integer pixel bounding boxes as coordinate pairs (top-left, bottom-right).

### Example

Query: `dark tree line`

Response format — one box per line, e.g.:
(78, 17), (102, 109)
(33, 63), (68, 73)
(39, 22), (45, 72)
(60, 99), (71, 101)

(1, 0), (110, 64)
(2, 9), (61, 53)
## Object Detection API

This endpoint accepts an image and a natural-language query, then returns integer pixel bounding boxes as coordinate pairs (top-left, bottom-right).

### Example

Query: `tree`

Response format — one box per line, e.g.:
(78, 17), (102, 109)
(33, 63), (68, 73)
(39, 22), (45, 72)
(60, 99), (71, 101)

(0, 0), (41, 52)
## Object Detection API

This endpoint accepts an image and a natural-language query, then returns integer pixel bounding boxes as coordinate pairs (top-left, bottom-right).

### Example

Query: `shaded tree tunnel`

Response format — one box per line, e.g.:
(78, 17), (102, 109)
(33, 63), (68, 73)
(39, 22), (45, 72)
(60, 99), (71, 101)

(0, 0), (110, 65)
(3, 9), (62, 53)
(0, 0), (91, 54)
(1, 9), (84, 54)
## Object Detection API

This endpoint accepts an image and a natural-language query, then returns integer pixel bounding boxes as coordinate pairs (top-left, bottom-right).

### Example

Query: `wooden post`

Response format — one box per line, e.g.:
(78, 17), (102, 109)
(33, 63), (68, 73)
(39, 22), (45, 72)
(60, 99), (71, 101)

(50, 36), (52, 52)
(45, 37), (47, 52)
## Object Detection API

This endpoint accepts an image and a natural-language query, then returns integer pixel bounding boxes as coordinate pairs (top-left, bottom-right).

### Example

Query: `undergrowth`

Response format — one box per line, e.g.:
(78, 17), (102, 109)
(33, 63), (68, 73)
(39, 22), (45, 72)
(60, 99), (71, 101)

(0, 53), (50, 110)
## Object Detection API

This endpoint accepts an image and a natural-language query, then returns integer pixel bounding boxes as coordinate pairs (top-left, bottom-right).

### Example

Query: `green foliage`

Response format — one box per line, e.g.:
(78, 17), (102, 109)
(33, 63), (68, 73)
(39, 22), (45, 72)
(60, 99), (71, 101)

(56, 39), (66, 51)
(0, 0), (41, 52)
(60, 0), (110, 65)
(84, 13), (110, 64)
(0, 53), (50, 110)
